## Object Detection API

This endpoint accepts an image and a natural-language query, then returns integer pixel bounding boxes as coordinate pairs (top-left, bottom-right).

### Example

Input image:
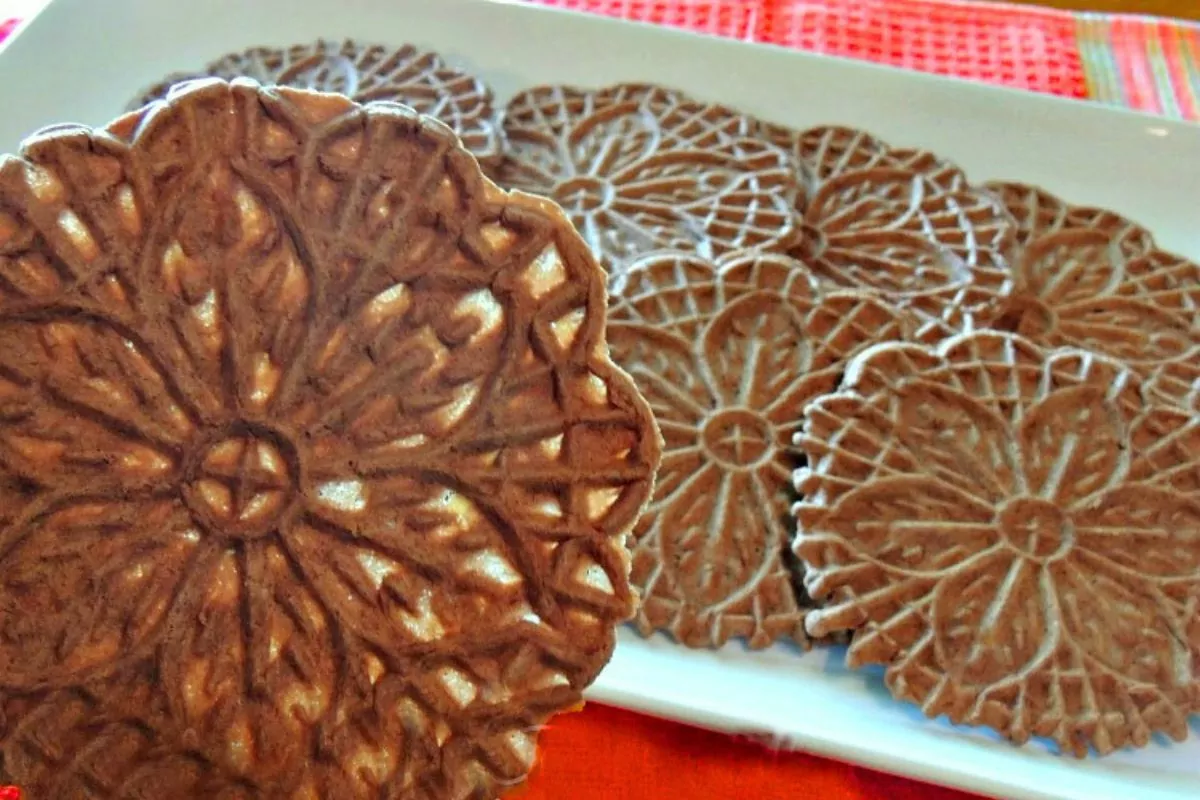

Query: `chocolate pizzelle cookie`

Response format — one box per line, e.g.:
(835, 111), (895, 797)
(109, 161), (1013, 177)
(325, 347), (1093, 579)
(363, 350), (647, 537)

(985, 183), (1198, 495)
(982, 182), (1198, 400)
(987, 180), (1156, 255)
(0, 80), (660, 798)
(794, 331), (1200, 756)
(498, 84), (798, 271)
(129, 39), (504, 170)
(760, 124), (1017, 342)
(1147, 358), (1200, 412)
(605, 250), (908, 648)
(767, 124), (968, 193)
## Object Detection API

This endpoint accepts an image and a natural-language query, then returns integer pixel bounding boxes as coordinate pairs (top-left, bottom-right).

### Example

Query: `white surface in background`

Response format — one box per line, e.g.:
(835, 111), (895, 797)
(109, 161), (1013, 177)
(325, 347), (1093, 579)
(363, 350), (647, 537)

(0, 0), (48, 19)
(0, 2), (1197, 799)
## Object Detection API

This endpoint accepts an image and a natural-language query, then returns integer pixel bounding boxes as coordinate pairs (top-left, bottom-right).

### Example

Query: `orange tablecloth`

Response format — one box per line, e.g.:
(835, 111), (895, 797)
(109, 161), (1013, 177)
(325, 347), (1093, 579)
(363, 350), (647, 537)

(515, 705), (983, 799)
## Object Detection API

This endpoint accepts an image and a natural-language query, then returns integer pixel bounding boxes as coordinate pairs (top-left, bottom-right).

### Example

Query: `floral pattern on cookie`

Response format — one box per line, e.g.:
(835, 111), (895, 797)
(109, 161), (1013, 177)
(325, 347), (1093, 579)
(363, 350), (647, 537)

(499, 84), (799, 270)
(129, 39), (504, 169)
(605, 250), (909, 648)
(760, 123), (1017, 342)
(987, 181), (1156, 256)
(793, 166), (1014, 341)
(761, 124), (968, 193)
(795, 330), (1200, 756)
(0, 81), (660, 799)
(984, 227), (1199, 367)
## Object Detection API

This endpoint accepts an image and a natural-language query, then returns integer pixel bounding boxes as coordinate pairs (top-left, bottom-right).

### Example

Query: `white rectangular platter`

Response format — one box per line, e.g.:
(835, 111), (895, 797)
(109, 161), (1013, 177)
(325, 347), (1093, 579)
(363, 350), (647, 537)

(0, 1), (1197, 798)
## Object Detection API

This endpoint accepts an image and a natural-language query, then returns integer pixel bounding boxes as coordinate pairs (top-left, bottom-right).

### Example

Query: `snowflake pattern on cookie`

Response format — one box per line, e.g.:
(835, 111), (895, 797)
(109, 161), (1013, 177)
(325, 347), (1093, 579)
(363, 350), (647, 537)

(979, 209), (1198, 369)
(987, 181), (1156, 256)
(499, 84), (799, 270)
(795, 331), (1200, 756)
(974, 182), (1200, 398)
(761, 124), (1017, 342)
(762, 125), (968, 193)
(129, 39), (504, 169)
(0, 80), (660, 799)
(605, 250), (908, 648)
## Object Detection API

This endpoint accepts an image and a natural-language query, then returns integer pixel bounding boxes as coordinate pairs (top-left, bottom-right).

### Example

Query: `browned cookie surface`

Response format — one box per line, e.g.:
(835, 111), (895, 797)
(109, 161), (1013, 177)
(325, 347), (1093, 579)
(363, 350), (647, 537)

(605, 250), (911, 648)
(762, 124), (1018, 343)
(982, 182), (1198, 393)
(0, 79), (660, 799)
(129, 40), (503, 170)
(498, 84), (799, 272)
(794, 330), (1200, 756)
(987, 180), (1157, 254)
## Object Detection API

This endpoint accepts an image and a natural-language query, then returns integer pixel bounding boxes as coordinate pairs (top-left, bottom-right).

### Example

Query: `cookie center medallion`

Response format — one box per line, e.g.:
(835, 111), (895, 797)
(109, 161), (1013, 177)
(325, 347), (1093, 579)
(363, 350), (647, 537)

(795, 222), (828, 260)
(552, 175), (616, 213)
(998, 497), (1073, 562)
(991, 293), (1056, 338)
(183, 424), (299, 540)
(701, 409), (774, 470)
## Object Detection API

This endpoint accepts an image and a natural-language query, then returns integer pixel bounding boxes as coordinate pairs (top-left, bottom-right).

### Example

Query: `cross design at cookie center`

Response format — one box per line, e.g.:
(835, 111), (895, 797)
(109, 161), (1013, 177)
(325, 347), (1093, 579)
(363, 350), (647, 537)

(991, 292), (1056, 337)
(183, 424), (299, 541)
(700, 409), (774, 470)
(997, 496), (1074, 562)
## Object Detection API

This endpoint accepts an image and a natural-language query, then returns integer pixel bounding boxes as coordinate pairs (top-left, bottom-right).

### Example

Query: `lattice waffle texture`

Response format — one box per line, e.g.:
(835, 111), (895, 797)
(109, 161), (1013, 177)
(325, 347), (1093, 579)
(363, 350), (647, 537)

(129, 40), (504, 171)
(0, 79), (661, 799)
(794, 331), (1200, 756)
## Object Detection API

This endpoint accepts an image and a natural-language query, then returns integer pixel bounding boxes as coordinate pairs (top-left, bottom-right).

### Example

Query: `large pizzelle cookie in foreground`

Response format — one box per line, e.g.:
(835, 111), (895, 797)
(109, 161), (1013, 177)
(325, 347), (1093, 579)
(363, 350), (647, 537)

(498, 84), (799, 271)
(794, 331), (1200, 756)
(760, 124), (1017, 342)
(129, 39), (503, 169)
(605, 250), (908, 648)
(0, 80), (661, 799)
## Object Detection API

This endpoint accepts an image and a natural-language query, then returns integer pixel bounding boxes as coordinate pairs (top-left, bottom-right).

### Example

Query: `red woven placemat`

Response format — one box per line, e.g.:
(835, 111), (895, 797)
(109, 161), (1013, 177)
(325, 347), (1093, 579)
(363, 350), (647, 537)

(529, 0), (1200, 118)
(532, 0), (1086, 94)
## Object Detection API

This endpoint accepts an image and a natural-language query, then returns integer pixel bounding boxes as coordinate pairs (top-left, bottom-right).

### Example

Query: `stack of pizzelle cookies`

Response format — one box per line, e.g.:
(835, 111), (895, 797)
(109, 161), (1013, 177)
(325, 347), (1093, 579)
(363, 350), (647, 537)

(497, 77), (1199, 767)
(0, 36), (1195, 799)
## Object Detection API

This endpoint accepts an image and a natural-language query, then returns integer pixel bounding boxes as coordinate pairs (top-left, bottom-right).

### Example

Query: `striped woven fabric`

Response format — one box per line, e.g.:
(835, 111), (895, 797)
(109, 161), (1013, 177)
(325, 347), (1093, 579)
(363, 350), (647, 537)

(1077, 12), (1200, 117)
(1, 0), (1196, 118)
(527, 0), (1200, 120)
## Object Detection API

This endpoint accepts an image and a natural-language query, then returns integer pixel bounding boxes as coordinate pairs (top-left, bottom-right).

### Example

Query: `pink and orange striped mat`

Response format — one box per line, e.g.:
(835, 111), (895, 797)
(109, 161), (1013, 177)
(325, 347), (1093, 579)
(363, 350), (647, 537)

(526, 0), (1200, 120)
(1, 0), (1197, 118)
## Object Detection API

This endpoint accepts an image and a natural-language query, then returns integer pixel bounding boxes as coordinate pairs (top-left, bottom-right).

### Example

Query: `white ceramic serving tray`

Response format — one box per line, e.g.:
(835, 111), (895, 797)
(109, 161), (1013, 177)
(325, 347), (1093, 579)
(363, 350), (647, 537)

(0, 1), (1197, 797)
